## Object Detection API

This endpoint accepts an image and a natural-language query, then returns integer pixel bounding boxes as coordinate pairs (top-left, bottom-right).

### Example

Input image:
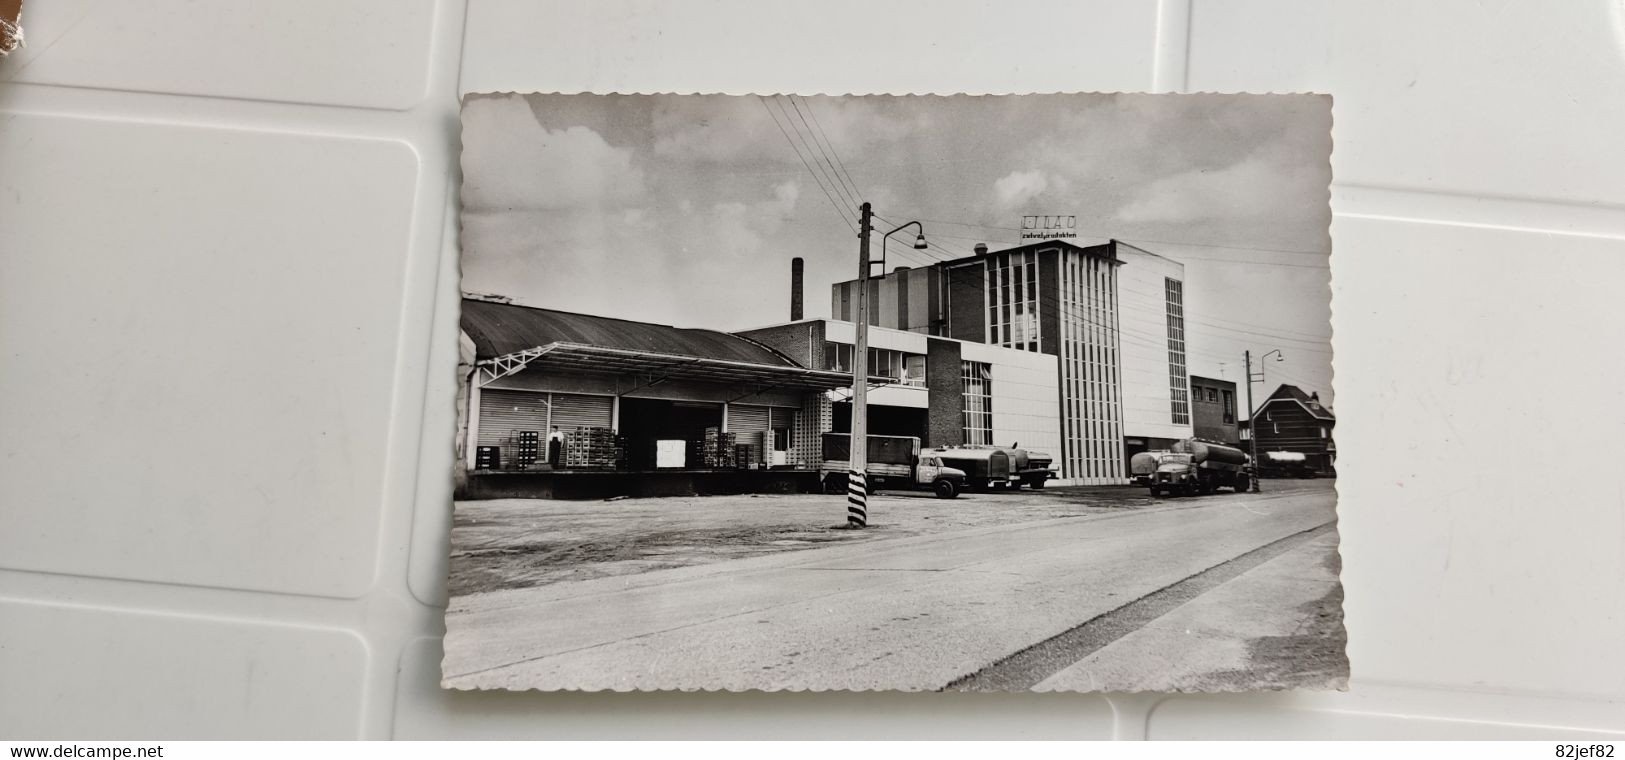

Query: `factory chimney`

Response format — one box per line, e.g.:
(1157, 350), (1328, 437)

(790, 257), (804, 321)
(974, 243), (989, 256)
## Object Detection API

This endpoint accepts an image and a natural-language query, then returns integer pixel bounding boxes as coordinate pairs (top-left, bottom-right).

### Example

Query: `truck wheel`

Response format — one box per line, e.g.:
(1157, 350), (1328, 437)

(1149, 487), (1161, 497)
(933, 479), (959, 499)
(1026, 477), (1047, 490)
(1233, 475), (1250, 493)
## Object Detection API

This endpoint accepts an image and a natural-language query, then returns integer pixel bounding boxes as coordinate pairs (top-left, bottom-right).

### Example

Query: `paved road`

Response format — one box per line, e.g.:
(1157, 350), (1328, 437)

(442, 482), (1341, 691)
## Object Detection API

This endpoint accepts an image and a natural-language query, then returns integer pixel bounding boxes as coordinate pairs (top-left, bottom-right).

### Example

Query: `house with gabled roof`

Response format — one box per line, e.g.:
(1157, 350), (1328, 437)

(1244, 383), (1336, 476)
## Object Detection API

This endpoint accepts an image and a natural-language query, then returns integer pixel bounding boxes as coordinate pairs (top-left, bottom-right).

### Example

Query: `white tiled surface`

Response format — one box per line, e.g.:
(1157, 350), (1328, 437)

(3, 0), (1624, 739)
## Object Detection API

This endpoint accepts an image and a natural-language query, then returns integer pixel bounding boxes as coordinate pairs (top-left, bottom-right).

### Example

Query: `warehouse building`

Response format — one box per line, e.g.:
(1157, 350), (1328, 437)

(455, 297), (1061, 498)
(455, 297), (856, 499)
(831, 239), (1193, 484)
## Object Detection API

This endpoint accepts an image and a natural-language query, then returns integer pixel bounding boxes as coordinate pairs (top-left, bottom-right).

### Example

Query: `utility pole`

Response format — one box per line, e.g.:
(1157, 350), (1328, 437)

(847, 202), (873, 527)
(1244, 350), (1261, 493)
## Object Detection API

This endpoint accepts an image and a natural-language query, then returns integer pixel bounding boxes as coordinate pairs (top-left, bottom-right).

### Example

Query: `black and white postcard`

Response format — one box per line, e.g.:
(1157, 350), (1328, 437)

(443, 93), (1343, 692)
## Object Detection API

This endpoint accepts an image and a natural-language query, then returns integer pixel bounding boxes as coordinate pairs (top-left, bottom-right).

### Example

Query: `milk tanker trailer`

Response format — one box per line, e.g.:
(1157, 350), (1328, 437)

(1148, 439), (1253, 497)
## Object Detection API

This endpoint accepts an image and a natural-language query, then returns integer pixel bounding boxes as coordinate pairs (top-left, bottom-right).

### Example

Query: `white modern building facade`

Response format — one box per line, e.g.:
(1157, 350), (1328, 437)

(831, 239), (1194, 484)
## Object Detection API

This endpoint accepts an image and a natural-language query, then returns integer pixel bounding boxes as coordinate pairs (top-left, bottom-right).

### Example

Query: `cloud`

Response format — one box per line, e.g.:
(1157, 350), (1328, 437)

(461, 179), (806, 330)
(677, 180), (802, 268)
(1114, 153), (1322, 225)
(648, 95), (931, 170)
(994, 170), (1050, 207)
(461, 94), (644, 211)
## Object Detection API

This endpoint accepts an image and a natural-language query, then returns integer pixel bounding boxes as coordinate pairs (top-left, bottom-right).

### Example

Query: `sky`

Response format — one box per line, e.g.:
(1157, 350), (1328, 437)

(460, 93), (1334, 408)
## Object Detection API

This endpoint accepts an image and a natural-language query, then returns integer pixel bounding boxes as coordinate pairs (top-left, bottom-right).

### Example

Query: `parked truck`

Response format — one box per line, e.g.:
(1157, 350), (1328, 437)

(1149, 439), (1252, 496)
(820, 433), (967, 499)
(1129, 450), (1170, 486)
(935, 444), (1058, 490)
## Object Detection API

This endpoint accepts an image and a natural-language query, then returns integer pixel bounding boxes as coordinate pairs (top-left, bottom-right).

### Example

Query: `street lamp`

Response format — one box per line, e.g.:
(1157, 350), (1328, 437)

(878, 220), (928, 276)
(1244, 348), (1284, 493)
(847, 209), (926, 529)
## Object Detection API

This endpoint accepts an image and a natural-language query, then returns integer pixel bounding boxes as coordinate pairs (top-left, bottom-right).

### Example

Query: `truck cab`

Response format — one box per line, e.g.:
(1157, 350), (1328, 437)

(1149, 453), (1198, 496)
(913, 453), (968, 499)
(1150, 439), (1253, 497)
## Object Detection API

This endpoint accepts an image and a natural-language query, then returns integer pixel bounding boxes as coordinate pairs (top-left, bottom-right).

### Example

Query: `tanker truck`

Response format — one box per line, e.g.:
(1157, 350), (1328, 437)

(1129, 450), (1170, 486)
(935, 444), (1057, 490)
(1149, 438), (1252, 497)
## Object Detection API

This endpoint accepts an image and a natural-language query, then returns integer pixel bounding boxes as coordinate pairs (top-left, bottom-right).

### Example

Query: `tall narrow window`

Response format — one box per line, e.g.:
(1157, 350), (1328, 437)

(987, 251), (1040, 352)
(961, 361), (993, 445)
(1165, 277), (1189, 425)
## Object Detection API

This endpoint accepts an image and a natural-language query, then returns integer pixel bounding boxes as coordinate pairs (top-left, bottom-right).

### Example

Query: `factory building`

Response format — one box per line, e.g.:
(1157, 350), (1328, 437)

(736, 319), (1063, 472)
(831, 239), (1193, 484)
(454, 296), (1062, 498)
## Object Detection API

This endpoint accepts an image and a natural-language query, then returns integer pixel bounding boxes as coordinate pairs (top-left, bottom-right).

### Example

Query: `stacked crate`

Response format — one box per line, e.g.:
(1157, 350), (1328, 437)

(734, 443), (755, 471)
(563, 426), (623, 470)
(514, 430), (540, 468)
(692, 427), (736, 469)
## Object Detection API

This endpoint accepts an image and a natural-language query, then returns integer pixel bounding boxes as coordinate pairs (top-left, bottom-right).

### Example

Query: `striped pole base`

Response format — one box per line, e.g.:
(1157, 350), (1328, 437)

(846, 470), (868, 527)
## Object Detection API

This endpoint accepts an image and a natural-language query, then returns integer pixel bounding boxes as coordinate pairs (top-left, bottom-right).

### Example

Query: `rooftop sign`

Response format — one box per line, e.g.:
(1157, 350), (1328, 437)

(1020, 215), (1078, 241)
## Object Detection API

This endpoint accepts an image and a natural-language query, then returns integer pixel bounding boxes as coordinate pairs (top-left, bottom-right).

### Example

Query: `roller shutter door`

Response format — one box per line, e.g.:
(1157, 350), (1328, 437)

(729, 404), (771, 462)
(769, 407), (795, 431)
(477, 389), (550, 449)
(550, 393), (614, 430)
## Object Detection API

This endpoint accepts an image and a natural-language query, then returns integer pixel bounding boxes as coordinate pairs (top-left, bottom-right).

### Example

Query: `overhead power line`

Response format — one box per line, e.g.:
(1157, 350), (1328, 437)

(794, 96), (865, 208)
(758, 95), (856, 237)
(880, 211), (1331, 257)
(768, 95), (857, 220)
(844, 225), (1332, 359)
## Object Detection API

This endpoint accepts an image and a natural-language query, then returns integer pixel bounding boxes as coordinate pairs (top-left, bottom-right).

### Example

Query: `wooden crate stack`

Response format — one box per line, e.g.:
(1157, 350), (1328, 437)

(563, 426), (623, 470)
(692, 427), (736, 469)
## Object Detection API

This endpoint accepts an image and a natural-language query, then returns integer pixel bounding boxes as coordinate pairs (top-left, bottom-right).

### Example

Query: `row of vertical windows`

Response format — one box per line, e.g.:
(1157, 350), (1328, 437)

(961, 361), (993, 446)
(987, 251), (1040, 352)
(822, 342), (927, 386)
(1165, 277), (1189, 425)
(1057, 252), (1123, 482)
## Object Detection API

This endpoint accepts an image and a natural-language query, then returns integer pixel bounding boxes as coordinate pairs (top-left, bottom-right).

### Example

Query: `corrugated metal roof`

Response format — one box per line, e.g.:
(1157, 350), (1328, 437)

(460, 298), (798, 366)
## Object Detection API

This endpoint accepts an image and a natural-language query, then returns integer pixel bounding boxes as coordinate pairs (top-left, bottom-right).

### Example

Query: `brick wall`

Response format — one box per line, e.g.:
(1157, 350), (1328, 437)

(946, 262), (986, 343)
(734, 321), (824, 369)
(1037, 248), (1062, 356)
(925, 337), (964, 447)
